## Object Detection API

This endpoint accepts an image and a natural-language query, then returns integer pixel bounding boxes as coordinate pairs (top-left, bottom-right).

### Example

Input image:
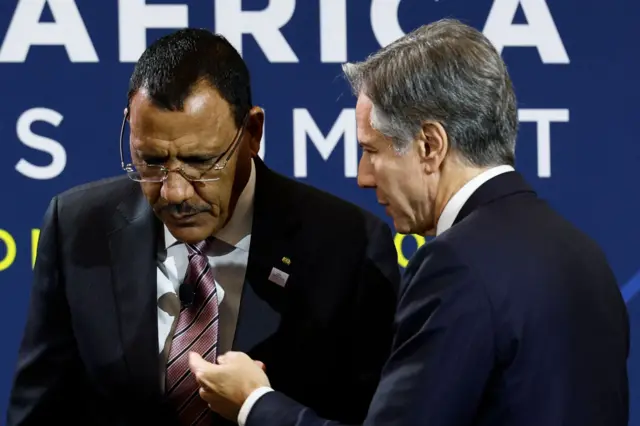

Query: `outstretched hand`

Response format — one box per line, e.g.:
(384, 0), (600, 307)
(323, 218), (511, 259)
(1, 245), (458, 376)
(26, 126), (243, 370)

(188, 351), (271, 420)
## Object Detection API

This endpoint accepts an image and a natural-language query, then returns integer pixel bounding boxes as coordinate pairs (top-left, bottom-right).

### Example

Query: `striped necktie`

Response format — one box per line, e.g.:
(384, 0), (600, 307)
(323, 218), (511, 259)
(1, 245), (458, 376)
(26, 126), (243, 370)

(166, 240), (220, 425)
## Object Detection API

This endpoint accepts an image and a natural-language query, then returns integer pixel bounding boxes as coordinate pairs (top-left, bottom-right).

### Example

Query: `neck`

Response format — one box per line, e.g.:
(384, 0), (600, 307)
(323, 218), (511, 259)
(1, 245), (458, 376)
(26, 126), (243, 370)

(431, 159), (489, 233)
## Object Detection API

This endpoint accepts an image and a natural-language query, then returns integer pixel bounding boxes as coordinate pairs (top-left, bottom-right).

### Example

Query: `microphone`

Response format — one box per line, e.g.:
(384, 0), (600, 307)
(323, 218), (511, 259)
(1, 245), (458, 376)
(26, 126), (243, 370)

(179, 283), (195, 307)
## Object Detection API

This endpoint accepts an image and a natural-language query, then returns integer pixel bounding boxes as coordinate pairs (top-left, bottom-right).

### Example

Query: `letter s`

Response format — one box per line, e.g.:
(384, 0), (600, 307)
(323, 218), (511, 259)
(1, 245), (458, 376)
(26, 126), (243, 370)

(15, 107), (67, 180)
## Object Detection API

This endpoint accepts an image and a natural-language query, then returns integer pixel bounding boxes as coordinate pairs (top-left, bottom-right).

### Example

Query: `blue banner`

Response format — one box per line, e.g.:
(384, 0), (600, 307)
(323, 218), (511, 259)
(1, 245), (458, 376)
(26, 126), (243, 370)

(1, 0), (639, 423)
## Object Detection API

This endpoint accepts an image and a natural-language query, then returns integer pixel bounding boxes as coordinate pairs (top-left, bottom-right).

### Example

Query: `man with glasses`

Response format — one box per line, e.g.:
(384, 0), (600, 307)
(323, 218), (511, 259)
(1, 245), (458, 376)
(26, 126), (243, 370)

(6, 29), (400, 426)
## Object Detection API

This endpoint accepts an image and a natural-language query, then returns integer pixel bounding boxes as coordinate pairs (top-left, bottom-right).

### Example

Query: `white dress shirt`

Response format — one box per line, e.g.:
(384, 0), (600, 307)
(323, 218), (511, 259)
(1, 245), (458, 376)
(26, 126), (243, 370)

(435, 165), (515, 235)
(236, 164), (515, 426)
(156, 159), (256, 391)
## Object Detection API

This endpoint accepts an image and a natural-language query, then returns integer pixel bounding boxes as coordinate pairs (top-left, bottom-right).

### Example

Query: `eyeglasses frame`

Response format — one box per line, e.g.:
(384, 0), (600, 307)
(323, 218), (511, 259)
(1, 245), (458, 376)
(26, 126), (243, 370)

(119, 107), (248, 183)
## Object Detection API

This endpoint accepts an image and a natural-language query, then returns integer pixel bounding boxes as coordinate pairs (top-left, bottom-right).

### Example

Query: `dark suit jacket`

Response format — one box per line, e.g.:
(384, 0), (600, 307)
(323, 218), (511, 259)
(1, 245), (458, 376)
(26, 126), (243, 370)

(6, 158), (400, 426)
(245, 171), (630, 426)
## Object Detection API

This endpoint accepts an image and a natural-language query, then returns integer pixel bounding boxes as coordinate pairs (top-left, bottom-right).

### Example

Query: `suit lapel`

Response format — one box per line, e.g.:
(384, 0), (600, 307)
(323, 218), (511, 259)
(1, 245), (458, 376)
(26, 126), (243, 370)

(453, 171), (536, 226)
(233, 157), (302, 353)
(108, 183), (161, 397)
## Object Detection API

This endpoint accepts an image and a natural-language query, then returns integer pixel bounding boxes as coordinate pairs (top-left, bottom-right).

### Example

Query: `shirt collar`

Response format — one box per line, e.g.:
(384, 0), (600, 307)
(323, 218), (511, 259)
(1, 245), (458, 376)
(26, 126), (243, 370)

(164, 158), (256, 251)
(436, 165), (515, 236)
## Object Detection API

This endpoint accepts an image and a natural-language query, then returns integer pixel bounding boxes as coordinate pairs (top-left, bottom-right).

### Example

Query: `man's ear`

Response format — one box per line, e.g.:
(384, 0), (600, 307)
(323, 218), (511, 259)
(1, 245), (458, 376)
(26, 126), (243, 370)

(246, 106), (264, 156)
(416, 121), (448, 173)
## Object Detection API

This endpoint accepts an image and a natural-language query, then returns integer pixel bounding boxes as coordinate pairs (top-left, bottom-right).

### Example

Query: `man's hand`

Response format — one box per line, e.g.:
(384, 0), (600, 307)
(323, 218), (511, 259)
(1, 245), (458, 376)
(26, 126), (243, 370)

(188, 351), (271, 421)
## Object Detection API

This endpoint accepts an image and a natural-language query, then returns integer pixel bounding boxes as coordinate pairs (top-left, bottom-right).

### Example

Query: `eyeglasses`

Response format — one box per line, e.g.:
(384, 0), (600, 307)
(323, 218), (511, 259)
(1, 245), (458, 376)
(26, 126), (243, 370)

(119, 108), (248, 183)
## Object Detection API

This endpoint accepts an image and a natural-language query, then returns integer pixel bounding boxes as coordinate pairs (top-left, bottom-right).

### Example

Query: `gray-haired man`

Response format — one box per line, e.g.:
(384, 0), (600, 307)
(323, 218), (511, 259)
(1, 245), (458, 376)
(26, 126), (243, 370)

(186, 18), (629, 426)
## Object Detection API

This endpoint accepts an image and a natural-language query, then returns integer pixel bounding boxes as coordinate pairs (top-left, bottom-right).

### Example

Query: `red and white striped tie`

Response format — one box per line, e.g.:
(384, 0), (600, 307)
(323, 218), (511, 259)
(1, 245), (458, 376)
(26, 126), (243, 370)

(166, 240), (220, 425)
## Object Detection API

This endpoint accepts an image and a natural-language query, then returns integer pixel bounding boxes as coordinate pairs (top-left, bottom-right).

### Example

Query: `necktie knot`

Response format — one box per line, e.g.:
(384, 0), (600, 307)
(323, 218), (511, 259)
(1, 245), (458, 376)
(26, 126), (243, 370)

(186, 238), (212, 256)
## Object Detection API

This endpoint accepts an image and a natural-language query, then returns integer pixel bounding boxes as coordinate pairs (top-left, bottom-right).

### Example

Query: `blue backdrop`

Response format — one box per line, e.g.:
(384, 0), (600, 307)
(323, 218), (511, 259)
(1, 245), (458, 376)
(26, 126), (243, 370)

(1, 0), (639, 423)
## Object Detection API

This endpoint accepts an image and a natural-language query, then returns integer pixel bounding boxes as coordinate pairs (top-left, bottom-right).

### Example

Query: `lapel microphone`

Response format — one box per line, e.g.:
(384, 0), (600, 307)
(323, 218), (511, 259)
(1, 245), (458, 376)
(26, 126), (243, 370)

(178, 283), (195, 307)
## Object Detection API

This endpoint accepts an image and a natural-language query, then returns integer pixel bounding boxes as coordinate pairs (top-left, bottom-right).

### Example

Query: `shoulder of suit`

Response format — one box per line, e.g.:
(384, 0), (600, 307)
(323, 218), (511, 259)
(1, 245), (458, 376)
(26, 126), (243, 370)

(56, 175), (137, 205)
(51, 175), (140, 225)
(436, 192), (610, 273)
(273, 172), (386, 228)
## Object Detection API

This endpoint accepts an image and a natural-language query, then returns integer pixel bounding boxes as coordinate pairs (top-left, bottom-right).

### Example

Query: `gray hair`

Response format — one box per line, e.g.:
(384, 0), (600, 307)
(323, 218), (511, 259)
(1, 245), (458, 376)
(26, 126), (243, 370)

(342, 18), (518, 167)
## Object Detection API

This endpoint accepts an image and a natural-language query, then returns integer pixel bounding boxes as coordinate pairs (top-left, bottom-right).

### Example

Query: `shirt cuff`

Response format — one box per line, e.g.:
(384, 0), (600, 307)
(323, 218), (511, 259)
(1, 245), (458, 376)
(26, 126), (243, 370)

(237, 386), (274, 426)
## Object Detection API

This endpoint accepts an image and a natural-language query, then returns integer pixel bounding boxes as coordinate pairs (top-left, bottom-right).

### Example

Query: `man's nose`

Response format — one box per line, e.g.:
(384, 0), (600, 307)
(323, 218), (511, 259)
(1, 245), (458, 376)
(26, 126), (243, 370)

(357, 156), (376, 189)
(160, 172), (195, 204)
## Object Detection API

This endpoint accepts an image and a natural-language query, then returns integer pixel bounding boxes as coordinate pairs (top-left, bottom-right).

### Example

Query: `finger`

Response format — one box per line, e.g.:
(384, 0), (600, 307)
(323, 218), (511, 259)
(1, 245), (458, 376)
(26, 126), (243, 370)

(196, 378), (212, 392)
(199, 387), (208, 400)
(217, 351), (246, 365)
(189, 352), (212, 373)
(198, 388), (223, 413)
(194, 369), (217, 390)
(193, 361), (232, 390)
(199, 387), (216, 408)
(217, 350), (246, 363)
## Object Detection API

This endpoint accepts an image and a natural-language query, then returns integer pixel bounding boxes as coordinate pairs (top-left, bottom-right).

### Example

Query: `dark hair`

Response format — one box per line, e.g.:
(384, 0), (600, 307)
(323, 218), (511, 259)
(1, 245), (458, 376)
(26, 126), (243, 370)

(128, 28), (252, 128)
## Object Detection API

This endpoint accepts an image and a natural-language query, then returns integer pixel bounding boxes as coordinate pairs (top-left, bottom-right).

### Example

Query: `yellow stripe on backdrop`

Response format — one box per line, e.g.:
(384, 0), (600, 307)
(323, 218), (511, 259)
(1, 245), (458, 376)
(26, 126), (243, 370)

(0, 228), (428, 271)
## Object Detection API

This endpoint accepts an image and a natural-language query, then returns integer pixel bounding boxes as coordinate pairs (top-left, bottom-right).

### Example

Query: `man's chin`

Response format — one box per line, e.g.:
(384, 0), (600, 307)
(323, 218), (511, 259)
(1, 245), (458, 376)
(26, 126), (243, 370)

(165, 222), (216, 244)
(391, 216), (421, 236)
(393, 222), (412, 235)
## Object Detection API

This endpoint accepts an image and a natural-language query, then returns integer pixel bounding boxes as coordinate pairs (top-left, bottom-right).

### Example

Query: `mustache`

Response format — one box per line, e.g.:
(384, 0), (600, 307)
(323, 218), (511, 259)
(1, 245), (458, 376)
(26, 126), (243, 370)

(158, 202), (212, 215)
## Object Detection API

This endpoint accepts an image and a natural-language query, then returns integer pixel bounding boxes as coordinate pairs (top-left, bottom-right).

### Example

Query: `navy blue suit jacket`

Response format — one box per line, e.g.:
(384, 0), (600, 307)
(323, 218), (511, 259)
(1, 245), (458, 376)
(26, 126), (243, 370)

(246, 171), (629, 426)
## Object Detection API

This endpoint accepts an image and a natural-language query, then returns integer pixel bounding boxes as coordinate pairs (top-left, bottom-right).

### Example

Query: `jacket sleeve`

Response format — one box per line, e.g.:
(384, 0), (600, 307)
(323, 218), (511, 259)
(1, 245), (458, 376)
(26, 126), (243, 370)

(6, 196), (90, 425)
(362, 239), (495, 425)
(346, 218), (401, 421)
(246, 239), (495, 426)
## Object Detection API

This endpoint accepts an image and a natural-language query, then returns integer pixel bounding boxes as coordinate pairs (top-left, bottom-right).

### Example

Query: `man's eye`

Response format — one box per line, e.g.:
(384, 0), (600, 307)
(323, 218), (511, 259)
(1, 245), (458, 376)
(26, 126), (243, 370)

(181, 155), (216, 164)
(359, 144), (375, 154)
(190, 158), (215, 164)
(142, 157), (165, 165)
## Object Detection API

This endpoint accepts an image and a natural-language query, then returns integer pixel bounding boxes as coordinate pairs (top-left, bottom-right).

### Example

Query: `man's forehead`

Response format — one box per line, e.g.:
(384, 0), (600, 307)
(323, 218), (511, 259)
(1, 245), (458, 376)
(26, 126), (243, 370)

(355, 94), (377, 141)
(129, 86), (232, 128)
(128, 88), (234, 143)
(355, 93), (373, 121)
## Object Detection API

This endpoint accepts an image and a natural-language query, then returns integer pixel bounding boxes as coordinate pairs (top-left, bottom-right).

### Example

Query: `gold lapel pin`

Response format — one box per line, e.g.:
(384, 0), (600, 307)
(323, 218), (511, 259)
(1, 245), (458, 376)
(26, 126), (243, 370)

(281, 256), (291, 266)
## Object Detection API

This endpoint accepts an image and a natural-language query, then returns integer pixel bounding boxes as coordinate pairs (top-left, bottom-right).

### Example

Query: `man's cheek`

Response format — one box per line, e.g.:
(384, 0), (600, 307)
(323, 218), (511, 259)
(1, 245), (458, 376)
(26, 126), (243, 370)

(375, 167), (393, 192)
(202, 192), (220, 208)
(142, 183), (162, 203)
